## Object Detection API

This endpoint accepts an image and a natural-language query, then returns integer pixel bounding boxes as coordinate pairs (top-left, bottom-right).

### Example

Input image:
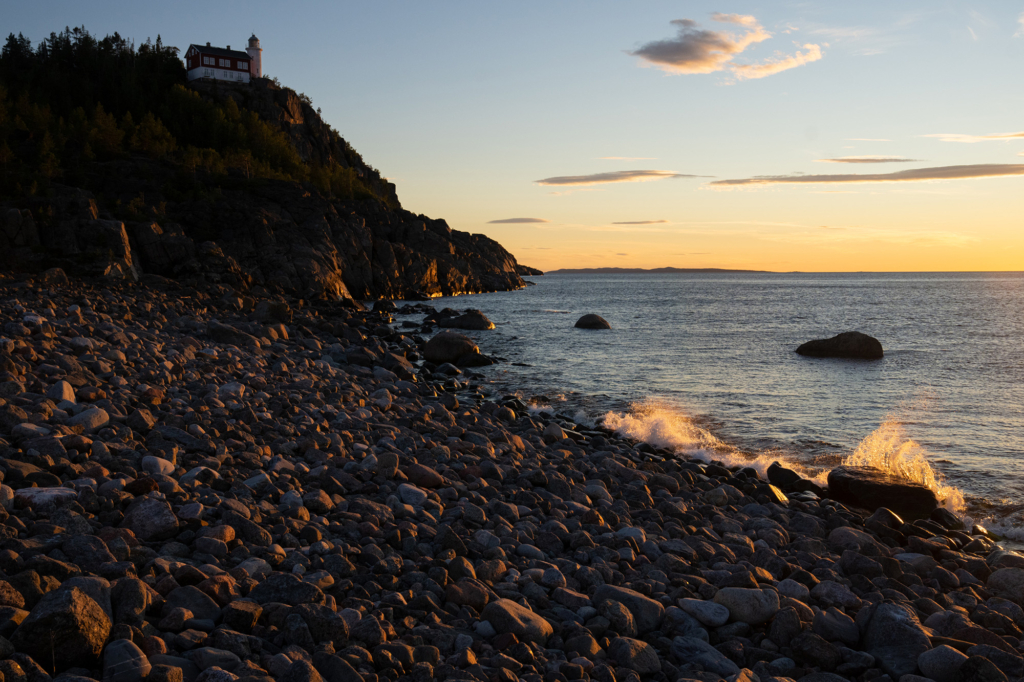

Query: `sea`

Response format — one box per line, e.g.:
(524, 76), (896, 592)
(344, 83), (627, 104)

(399, 272), (1024, 540)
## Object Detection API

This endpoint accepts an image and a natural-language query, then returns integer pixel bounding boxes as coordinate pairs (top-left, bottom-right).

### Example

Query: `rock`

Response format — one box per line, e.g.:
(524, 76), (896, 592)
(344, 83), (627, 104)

(480, 599), (553, 644)
(795, 331), (883, 359)
(68, 407), (110, 431)
(13, 487), (78, 513)
(247, 573), (325, 606)
(162, 586), (221, 622)
(986, 568), (1024, 606)
(918, 645), (968, 682)
(46, 381), (76, 403)
(861, 601), (932, 679)
(826, 465), (939, 520)
(712, 588), (780, 625)
(669, 637), (740, 677)
(103, 639), (151, 682)
(607, 637), (660, 675)
(677, 598), (729, 627)
(11, 586), (112, 670)
(574, 314), (610, 330)
(423, 332), (479, 364)
(442, 310), (495, 331)
(953, 656), (1008, 682)
(120, 497), (179, 541)
(593, 585), (664, 633)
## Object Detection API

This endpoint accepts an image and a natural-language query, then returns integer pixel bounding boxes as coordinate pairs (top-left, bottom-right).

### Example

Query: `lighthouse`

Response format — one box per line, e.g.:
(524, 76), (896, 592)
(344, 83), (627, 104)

(246, 33), (262, 78)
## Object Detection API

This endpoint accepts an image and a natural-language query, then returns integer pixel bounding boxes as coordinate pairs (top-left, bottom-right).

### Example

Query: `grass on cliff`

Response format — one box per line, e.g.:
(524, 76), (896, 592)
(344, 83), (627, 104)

(0, 27), (390, 206)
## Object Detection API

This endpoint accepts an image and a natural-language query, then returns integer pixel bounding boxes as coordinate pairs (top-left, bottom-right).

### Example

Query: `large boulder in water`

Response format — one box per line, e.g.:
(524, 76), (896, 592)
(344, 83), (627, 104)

(442, 310), (495, 330)
(424, 332), (479, 364)
(826, 465), (938, 520)
(796, 331), (883, 359)
(575, 314), (610, 329)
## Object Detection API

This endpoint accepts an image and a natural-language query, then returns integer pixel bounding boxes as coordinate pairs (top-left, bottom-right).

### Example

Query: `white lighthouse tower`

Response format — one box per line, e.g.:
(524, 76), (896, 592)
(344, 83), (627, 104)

(246, 33), (262, 78)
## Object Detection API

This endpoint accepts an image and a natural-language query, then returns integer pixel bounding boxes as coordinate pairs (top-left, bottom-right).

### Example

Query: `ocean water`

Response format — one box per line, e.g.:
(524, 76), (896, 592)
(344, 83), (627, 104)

(405, 272), (1024, 536)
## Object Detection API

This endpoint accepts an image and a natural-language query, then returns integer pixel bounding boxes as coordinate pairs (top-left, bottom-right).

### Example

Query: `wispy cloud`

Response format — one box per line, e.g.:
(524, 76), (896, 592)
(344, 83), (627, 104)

(616, 253), (629, 256)
(710, 164), (1024, 187)
(924, 131), (1024, 143)
(630, 14), (821, 80)
(536, 170), (701, 186)
(815, 156), (920, 163)
(731, 44), (823, 80)
(600, 156), (656, 160)
(487, 217), (549, 224)
(1014, 11), (1024, 37)
(611, 220), (669, 225)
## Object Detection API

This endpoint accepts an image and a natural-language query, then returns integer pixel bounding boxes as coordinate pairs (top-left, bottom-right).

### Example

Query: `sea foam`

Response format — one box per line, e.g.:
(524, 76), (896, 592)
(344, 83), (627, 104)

(601, 399), (966, 514)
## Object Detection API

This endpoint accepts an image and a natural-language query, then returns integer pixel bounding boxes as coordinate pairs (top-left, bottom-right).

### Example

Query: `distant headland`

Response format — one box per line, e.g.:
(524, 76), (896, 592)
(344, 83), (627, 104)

(544, 266), (769, 274)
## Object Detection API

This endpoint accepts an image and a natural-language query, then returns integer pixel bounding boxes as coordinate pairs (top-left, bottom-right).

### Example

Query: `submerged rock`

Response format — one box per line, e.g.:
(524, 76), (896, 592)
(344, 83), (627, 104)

(827, 465), (939, 520)
(796, 330), (883, 359)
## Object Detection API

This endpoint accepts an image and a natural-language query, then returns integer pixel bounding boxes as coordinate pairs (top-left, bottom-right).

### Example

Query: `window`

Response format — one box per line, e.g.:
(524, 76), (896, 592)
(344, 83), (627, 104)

(238, 61), (247, 69)
(203, 56), (211, 65)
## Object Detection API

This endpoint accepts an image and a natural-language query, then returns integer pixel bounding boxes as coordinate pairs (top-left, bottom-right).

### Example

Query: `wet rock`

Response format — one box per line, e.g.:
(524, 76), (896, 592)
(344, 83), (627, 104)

(827, 465), (938, 520)
(423, 332), (478, 364)
(795, 331), (883, 359)
(575, 314), (610, 330)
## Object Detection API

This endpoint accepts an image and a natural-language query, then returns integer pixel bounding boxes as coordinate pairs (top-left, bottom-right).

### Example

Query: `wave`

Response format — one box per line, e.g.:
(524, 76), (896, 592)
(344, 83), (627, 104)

(600, 399), (966, 514)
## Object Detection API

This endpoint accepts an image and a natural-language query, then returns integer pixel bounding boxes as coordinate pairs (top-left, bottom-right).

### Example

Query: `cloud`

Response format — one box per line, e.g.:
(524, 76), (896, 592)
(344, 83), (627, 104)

(731, 44), (823, 80)
(616, 253), (629, 256)
(535, 170), (701, 186)
(611, 220), (669, 225)
(710, 163), (1024, 187)
(487, 217), (550, 224)
(815, 156), (920, 163)
(924, 132), (1024, 143)
(629, 14), (821, 80)
(600, 156), (657, 160)
(1015, 12), (1024, 37)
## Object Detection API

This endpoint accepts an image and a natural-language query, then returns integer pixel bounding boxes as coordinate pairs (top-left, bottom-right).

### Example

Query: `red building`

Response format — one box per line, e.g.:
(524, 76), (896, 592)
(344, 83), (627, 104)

(185, 36), (262, 84)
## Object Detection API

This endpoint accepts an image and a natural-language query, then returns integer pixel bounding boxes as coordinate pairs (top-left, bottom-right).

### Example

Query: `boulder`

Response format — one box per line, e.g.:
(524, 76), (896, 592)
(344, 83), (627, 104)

(480, 599), (553, 643)
(669, 637), (740, 677)
(986, 568), (1024, 607)
(120, 496), (179, 541)
(826, 465), (938, 520)
(593, 585), (664, 633)
(575, 314), (610, 330)
(103, 639), (151, 682)
(795, 331), (883, 359)
(423, 332), (478, 364)
(861, 601), (932, 679)
(712, 587), (780, 625)
(11, 586), (112, 670)
(607, 637), (660, 675)
(442, 310), (495, 330)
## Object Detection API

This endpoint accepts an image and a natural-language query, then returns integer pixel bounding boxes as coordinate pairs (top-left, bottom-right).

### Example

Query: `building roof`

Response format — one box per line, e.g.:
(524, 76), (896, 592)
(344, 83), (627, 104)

(188, 44), (250, 60)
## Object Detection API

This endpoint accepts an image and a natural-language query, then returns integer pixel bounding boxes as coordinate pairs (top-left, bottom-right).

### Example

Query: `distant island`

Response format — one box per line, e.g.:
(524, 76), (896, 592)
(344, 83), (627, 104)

(545, 266), (769, 274)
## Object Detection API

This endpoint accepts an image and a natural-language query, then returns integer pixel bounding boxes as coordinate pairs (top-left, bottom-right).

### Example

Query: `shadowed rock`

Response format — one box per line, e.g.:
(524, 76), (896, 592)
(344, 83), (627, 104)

(827, 465), (939, 520)
(796, 331), (883, 359)
(424, 332), (479, 364)
(575, 314), (611, 329)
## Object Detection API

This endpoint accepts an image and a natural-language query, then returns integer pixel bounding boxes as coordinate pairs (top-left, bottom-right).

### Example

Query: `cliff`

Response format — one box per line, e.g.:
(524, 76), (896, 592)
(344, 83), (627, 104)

(0, 29), (527, 301)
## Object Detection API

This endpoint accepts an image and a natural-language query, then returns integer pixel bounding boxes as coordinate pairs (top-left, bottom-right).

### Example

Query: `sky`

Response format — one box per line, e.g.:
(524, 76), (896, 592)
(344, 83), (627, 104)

(5, 1), (1024, 271)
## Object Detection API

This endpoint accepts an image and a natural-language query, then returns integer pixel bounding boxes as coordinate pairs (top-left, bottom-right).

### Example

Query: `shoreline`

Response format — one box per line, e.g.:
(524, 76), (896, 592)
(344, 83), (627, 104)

(0, 271), (1021, 682)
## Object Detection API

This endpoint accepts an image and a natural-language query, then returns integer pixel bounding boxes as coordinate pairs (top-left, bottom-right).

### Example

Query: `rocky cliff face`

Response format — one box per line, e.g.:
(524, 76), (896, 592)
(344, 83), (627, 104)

(0, 80), (526, 302)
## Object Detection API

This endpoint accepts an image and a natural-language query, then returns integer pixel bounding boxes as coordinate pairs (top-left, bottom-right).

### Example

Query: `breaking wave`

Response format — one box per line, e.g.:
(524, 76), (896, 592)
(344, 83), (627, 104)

(601, 399), (966, 514)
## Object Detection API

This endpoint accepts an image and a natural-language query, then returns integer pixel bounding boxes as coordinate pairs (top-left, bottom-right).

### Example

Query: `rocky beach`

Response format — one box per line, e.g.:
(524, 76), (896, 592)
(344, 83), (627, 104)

(0, 269), (1021, 682)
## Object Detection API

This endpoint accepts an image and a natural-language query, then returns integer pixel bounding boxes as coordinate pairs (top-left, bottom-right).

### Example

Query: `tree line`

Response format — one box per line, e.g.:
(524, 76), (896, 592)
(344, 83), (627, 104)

(0, 27), (384, 203)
